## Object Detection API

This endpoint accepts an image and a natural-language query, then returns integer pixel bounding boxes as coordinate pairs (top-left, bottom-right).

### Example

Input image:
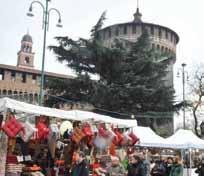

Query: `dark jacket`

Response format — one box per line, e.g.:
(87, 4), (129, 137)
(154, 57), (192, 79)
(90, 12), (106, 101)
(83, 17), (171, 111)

(195, 164), (204, 176)
(128, 162), (145, 176)
(71, 160), (89, 176)
(151, 163), (166, 176)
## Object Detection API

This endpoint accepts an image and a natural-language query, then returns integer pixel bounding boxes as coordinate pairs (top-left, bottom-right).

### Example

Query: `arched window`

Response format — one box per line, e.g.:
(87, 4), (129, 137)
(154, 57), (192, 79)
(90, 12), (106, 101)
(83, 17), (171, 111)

(25, 57), (30, 64)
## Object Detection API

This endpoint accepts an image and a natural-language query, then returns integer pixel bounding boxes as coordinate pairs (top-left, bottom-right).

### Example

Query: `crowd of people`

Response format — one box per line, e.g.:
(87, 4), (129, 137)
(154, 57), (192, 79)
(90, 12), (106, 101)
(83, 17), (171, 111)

(70, 150), (186, 176)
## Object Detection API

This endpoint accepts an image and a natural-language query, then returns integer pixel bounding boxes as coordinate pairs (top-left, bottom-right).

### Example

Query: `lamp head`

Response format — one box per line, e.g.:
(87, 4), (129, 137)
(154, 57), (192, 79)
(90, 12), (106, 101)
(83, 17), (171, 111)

(56, 18), (63, 28)
(177, 71), (180, 78)
(27, 6), (34, 17)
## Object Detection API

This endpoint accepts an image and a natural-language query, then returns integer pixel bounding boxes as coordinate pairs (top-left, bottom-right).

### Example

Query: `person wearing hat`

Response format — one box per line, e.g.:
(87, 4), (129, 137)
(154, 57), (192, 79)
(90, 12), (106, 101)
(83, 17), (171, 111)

(71, 151), (89, 176)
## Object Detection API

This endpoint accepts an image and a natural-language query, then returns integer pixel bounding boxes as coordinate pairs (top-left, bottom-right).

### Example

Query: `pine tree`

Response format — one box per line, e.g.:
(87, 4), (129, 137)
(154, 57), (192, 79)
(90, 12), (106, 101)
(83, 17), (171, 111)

(47, 12), (175, 127)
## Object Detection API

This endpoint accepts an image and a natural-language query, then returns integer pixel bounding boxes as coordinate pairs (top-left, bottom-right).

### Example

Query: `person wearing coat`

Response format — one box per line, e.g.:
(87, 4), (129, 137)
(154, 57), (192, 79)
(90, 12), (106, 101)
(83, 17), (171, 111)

(169, 156), (183, 176)
(71, 151), (89, 176)
(195, 159), (204, 176)
(127, 155), (145, 176)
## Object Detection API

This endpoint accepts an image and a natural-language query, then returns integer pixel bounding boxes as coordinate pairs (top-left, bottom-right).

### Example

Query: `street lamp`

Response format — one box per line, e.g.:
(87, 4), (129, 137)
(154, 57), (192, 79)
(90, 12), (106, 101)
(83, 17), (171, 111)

(27, 0), (63, 105)
(177, 63), (189, 129)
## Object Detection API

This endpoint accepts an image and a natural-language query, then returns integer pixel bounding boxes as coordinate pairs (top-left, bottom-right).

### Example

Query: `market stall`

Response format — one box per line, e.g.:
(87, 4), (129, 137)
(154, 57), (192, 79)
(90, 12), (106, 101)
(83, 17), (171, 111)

(130, 126), (166, 148)
(0, 97), (138, 176)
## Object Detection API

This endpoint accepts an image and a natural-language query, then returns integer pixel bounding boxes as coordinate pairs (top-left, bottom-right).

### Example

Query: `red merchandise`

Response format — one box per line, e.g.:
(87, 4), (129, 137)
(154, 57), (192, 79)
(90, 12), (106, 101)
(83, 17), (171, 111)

(128, 132), (139, 146)
(98, 123), (109, 138)
(109, 143), (116, 156)
(2, 116), (23, 138)
(82, 123), (93, 137)
(7, 155), (18, 164)
(71, 127), (85, 144)
(36, 122), (49, 140)
(112, 128), (124, 145)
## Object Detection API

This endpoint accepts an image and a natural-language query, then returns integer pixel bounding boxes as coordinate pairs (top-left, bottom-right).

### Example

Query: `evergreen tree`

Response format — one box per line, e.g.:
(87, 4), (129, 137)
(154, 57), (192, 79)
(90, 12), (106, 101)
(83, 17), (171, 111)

(47, 12), (175, 123)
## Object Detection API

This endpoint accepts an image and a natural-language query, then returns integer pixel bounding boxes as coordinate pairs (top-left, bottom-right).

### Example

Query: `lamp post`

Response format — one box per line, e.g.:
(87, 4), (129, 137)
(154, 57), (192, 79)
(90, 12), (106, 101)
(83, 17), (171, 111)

(27, 0), (62, 105)
(177, 63), (188, 129)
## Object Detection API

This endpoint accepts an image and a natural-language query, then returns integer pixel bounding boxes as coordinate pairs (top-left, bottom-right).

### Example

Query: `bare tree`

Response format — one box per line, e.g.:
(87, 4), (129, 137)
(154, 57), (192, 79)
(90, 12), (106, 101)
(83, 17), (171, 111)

(189, 65), (204, 137)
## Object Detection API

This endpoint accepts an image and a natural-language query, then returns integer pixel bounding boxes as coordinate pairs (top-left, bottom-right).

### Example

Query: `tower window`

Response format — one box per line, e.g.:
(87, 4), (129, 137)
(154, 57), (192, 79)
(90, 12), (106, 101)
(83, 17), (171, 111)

(115, 28), (119, 36)
(108, 29), (112, 38)
(25, 57), (30, 64)
(151, 26), (154, 35)
(132, 25), (137, 34)
(32, 74), (37, 84)
(22, 73), (26, 83)
(123, 25), (127, 34)
(171, 33), (173, 42)
(11, 71), (16, 81)
(165, 30), (169, 39)
(158, 28), (162, 38)
(0, 69), (4, 80)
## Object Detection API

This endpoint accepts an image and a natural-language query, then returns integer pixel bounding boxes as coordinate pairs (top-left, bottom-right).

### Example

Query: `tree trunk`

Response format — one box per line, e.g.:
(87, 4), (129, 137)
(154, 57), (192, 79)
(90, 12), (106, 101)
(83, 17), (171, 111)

(193, 94), (202, 137)
(193, 107), (200, 137)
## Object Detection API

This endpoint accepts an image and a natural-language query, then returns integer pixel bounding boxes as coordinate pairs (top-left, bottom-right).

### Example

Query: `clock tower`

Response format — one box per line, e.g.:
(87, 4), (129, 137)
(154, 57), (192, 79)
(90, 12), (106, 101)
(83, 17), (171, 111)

(17, 33), (35, 68)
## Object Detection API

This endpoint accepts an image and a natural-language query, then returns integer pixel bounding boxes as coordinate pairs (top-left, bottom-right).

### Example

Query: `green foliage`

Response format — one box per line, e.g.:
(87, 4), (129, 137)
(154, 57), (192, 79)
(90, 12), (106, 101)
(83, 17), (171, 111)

(47, 12), (175, 117)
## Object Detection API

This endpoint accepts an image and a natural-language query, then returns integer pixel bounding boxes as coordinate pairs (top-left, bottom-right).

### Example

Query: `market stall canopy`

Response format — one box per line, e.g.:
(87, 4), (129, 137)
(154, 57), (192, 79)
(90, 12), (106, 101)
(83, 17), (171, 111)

(0, 97), (137, 127)
(130, 126), (166, 148)
(160, 129), (204, 149)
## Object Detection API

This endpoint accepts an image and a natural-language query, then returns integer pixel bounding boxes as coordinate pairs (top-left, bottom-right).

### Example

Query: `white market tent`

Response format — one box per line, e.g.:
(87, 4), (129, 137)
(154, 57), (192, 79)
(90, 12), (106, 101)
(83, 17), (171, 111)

(160, 129), (204, 149)
(0, 97), (137, 128)
(131, 126), (166, 148)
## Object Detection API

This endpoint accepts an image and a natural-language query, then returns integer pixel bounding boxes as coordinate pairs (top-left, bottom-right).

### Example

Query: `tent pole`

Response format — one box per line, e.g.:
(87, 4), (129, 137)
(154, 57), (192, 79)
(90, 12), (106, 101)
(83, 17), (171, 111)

(189, 148), (192, 176)
(0, 109), (9, 176)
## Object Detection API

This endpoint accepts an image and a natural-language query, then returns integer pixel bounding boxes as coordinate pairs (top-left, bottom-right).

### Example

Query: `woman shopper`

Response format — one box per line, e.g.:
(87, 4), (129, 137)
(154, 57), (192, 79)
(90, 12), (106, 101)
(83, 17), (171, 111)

(169, 156), (183, 176)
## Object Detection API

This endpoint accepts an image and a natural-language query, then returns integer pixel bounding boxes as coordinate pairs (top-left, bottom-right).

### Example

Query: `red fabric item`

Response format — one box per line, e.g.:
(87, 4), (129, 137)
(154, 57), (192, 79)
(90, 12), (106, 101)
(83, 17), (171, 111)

(92, 163), (101, 176)
(2, 117), (23, 138)
(109, 143), (116, 156)
(82, 123), (93, 136)
(7, 155), (18, 164)
(128, 132), (139, 146)
(71, 127), (85, 144)
(36, 122), (49, 140)
(112, 128), (124, 145)
(98, 123), (109, 138)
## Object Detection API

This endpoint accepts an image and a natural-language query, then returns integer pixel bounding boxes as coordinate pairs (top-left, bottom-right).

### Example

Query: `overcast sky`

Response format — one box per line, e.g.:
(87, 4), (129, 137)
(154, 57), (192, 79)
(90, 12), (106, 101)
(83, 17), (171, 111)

(0, 0), (204, 101)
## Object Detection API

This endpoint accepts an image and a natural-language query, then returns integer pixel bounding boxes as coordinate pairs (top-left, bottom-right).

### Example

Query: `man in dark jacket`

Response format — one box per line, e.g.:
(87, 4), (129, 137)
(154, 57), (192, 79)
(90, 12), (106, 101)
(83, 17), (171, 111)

(71, 151), (89, 176)
(195, 159), (204, 176)
(128, 155), (145, 176)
